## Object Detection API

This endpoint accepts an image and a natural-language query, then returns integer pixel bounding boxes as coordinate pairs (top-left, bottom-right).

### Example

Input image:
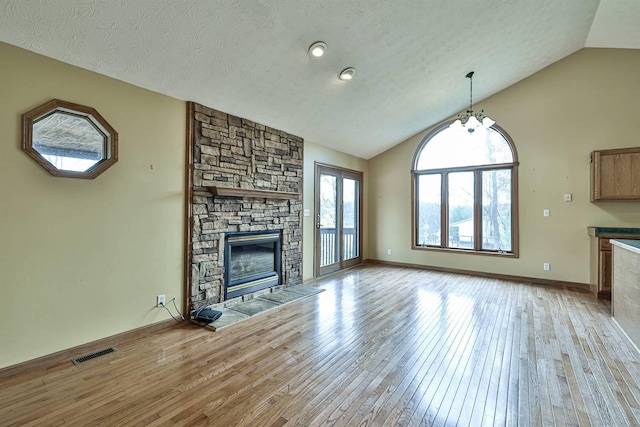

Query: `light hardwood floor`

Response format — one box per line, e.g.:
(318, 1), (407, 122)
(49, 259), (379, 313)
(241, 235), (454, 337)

(2, 265), (640, 426)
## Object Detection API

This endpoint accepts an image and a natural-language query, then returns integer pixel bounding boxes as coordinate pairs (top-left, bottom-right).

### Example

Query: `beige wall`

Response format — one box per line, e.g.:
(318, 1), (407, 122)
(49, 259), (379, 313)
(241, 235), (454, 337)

(0, 42), (185, 368)
(368, 48), (640, 284)
(4, 43), (638, 368)
(302, 141), (369, 281)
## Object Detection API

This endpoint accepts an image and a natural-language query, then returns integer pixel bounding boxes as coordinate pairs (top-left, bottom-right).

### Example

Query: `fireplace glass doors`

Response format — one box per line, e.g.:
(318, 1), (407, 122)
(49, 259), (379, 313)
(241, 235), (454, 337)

(224, 231), (281, 300)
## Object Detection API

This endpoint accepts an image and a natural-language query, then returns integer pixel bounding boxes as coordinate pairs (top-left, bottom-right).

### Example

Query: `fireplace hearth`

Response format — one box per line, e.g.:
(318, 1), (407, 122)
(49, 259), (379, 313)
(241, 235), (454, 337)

(224, 231), (282, 300)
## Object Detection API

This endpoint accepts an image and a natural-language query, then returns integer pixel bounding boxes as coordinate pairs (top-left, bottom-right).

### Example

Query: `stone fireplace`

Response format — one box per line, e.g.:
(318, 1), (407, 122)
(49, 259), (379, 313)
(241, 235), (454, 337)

(187, 102), (303, 310)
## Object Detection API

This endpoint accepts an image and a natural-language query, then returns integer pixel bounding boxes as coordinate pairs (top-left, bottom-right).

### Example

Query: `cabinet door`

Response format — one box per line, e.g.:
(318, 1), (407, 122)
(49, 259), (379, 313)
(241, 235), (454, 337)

(591, 147), (640, 201)
(599, 250), (612, 292)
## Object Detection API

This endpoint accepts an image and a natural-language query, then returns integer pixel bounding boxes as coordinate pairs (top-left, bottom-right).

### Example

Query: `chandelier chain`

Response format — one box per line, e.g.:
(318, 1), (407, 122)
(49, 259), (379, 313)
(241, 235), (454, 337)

(466, 71), (475, 112)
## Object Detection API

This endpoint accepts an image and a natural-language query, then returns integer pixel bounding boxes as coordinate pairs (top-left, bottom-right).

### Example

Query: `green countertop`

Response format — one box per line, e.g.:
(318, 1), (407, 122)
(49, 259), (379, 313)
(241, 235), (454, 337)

(588, 227), (640, 237)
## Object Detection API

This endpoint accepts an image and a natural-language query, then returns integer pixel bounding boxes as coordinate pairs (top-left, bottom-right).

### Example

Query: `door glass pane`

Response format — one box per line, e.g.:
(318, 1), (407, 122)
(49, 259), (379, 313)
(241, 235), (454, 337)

(448, 172), (474, 248)
(417, 174), (441, 246)
(342, 178), (359, 260)
(319, 174), (338, 267)
(482, 169), (512, 251)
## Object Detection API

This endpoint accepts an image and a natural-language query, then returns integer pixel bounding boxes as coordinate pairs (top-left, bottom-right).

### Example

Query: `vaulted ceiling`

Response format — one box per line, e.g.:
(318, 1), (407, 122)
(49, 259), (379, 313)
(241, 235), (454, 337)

(1, 0), (638, 159)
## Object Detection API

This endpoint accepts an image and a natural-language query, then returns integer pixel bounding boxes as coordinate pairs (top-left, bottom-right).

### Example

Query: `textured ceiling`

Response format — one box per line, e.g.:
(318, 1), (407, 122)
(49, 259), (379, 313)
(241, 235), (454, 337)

(0, 0), (636, 159)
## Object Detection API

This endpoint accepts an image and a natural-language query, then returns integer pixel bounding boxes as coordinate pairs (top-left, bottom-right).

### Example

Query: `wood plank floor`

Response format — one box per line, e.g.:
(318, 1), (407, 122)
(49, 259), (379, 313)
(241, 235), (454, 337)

(2, 265), (640, 426)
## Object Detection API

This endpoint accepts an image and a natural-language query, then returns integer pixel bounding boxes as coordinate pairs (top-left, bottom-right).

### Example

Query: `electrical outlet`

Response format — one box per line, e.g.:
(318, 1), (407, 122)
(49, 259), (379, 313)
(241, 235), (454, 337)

(543, 263), (550, 271)
(543, 209), (550, 217)
(387, 249), (392, 255)
(157, 294), (166, 307)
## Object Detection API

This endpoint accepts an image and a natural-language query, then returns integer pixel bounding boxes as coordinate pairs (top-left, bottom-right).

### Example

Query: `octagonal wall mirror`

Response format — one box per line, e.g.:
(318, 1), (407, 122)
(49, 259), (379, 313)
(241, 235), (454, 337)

(22, 99), (118, 179)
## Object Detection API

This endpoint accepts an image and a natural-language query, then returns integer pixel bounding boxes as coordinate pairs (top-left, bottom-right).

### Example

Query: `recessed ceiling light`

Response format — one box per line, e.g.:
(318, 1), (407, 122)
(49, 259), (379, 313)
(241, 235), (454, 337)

(339, 67), (356, 81)
(309, 41), (327, 57)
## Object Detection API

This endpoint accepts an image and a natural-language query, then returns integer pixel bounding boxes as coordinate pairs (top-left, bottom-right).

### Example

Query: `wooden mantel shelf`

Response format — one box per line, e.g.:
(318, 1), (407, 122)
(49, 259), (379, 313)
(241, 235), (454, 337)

(206, 186), (300, 200)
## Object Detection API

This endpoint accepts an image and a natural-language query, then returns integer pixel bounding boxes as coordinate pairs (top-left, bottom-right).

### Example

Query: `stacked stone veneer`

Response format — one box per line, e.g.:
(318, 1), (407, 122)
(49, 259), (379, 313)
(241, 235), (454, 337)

(190, 103), (303, 309)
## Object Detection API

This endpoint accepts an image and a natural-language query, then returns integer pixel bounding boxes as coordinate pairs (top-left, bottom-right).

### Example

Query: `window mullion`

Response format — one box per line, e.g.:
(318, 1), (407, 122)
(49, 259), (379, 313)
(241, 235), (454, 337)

(474, 170), (482, 251)
(441, 171), (448, 248)
(414, 162), (515, 175)
(413, 173), (418, 247)
(511, 167), (518, 255)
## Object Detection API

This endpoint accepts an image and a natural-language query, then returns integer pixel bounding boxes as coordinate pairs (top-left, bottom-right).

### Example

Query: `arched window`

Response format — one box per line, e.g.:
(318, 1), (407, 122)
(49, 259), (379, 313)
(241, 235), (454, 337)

(412, 121), (519, 256)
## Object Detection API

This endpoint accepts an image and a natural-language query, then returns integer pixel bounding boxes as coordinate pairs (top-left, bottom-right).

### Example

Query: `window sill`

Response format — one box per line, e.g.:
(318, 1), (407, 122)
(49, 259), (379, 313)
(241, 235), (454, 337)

(412, 245), (518, 258)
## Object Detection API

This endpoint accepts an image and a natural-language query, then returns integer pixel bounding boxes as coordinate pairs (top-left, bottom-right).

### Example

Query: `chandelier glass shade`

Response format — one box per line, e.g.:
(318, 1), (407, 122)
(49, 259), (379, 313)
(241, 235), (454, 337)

(450, 71), (495, 133)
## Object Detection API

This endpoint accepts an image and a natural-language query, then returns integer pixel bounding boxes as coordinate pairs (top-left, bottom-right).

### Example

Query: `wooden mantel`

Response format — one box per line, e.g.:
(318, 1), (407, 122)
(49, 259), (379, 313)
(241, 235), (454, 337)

(206, 186), (300, 200)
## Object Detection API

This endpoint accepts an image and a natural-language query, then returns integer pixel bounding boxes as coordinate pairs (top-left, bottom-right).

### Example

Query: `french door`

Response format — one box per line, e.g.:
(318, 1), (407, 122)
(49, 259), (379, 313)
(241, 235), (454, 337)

(315, 163), (363, 276)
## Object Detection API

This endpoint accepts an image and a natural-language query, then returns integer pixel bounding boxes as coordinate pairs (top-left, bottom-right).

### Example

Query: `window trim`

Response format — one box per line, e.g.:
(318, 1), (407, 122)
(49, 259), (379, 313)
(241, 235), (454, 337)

(411, 120), (519, 257)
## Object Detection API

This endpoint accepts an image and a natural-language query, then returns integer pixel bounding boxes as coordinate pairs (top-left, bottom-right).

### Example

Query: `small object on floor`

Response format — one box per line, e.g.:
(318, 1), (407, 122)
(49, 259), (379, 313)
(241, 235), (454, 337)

(193, 307), (222, 322)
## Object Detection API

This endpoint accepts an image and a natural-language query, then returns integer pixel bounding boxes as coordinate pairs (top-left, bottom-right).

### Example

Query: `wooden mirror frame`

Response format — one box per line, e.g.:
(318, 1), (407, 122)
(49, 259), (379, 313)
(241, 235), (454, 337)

(22, 99), (118, 179)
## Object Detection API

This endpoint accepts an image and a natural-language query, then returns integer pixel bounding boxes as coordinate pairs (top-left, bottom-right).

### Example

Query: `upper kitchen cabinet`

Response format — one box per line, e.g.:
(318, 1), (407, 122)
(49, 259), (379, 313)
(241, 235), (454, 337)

(591, 147), (640, 202)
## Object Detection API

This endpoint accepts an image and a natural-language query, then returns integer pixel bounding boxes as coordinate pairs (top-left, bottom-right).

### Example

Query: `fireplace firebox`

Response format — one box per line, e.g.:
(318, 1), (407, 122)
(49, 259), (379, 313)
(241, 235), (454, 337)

(224, 230), (282, 300)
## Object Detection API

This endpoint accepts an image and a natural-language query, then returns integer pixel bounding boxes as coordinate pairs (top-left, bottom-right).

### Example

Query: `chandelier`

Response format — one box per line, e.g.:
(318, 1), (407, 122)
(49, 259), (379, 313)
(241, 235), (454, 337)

(450, 71), (495, 133)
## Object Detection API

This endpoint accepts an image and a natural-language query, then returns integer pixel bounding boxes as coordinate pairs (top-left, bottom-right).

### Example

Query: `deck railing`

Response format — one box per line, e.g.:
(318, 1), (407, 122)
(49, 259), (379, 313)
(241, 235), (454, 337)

(320, 227), (357, 267)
